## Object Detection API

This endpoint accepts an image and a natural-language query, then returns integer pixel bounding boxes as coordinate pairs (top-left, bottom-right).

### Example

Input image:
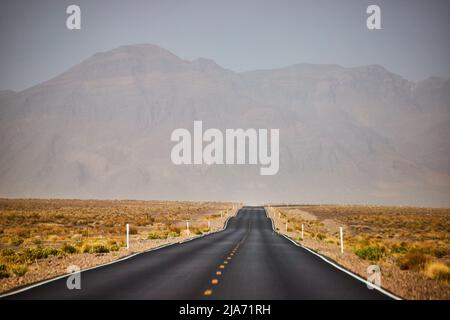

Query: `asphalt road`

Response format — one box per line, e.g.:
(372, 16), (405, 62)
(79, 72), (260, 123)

(2, 207), (391, 300)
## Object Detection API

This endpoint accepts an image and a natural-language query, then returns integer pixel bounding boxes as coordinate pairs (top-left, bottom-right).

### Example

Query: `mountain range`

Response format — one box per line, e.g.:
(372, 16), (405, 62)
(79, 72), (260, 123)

(0, 44), (449, 206)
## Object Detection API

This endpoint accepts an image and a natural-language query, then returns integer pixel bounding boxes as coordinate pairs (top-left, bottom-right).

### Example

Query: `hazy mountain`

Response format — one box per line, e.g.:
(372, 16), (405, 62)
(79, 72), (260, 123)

(0, 90), (16, 104)
(0, 44), (449, 206)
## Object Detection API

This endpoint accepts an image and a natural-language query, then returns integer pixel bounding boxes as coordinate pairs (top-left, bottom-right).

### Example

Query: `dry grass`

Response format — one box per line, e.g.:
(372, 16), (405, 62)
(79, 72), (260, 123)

(424, 262), (450, 282)
(268, 204), (450, 300)
(0, 198), (238, 293)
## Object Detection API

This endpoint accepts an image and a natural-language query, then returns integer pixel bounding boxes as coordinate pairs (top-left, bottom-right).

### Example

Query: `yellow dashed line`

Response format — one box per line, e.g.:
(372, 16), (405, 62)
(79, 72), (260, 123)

(202, 241), (244, 297)
(204, 289), (213, 296)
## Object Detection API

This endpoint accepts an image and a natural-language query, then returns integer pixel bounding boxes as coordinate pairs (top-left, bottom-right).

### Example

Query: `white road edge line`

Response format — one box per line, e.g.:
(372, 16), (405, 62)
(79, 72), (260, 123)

(264, 208), (402, 300)
(0, 207), (240, 299)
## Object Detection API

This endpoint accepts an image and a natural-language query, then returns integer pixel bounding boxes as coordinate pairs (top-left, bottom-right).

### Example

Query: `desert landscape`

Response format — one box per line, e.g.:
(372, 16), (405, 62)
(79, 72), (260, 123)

(0, 0), (448, 305)
(268, 205), (450, 299)
(0, 198), (237, 294)
(2, 199), (448, 299)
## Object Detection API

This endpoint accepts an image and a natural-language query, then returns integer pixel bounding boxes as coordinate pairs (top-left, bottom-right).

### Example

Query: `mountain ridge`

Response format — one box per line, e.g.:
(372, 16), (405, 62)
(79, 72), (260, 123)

(0, 44), (449, 206)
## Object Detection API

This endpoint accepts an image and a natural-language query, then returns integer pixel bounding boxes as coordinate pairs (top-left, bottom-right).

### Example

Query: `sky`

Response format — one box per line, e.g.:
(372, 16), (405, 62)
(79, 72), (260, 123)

(0, 0), (449, 91)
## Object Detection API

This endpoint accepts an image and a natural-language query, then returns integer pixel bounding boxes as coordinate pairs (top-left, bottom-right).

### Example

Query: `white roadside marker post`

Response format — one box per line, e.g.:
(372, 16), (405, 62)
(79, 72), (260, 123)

(301, 224), (304, 240)
(285, 222), (288, 232)
(208, 220), (211, 229)
(126, 224), (130, 250)
(340, 226), (344, 254)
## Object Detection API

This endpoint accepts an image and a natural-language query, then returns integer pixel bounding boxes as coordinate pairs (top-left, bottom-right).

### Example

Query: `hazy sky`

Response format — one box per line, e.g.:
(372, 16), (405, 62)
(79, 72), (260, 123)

(0, 0), (449, 91)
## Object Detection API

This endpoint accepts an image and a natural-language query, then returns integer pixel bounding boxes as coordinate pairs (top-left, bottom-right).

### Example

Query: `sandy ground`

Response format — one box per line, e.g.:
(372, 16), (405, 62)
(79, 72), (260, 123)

(267, 207), (450, 300)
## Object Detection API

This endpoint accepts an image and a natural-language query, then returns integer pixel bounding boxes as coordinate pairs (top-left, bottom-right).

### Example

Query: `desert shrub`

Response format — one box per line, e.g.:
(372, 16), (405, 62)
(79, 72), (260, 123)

(147, 232), (167, 240)
(391, 242), (409, 254)
(109, 244), (120, 252)
(61, 243), (77, 254)
(354, 237), (371, 247)
(81, 243), (110, 254)
(432, 247), (448, 259)
(11, 238), (24, 246)
(91, 244), (109, 253)
(11, 264), (28, 276)
(81, 244), (92, 253)
(0, 263), (9, 279)
(423, 262), (450, 281)
(1, 248), (16, 258)
(398, 250), (428, 270)
(17, 246), (59, 262)
(316, 233), (325, 241)
(167, 231), (180, 238)
(354, 246), (385, 261)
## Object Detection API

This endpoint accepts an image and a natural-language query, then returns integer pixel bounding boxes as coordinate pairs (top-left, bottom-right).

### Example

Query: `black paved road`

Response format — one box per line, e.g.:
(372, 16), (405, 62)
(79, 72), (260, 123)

(1, 207), (391, 300)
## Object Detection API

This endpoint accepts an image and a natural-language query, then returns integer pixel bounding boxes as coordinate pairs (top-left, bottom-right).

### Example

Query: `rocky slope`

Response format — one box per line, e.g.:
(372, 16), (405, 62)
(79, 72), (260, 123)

(0, 44), (448, 205)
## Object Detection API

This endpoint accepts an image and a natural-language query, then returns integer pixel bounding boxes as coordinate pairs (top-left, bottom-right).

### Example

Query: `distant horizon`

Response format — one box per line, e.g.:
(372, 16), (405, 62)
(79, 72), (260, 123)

(2, 42), (449, 93)
(1, 195), (448, 209)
